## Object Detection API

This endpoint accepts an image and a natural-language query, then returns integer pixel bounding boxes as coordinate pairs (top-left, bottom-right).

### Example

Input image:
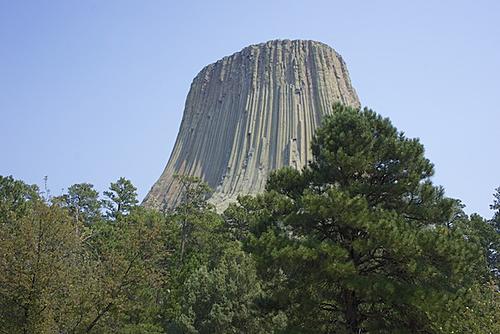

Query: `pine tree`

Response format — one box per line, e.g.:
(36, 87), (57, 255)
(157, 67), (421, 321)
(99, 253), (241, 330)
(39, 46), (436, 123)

(487, 187), (500, 278)
(59, 182), (102, 225)
(174, 246), (285, 334)
(491, 187), (500, 231)
(238, 104), (495, 333)
(103, 177), (139, 219)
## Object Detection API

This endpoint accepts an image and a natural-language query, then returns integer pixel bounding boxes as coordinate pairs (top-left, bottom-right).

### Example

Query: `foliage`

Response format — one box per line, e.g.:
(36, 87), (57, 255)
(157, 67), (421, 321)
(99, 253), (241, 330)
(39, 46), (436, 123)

(0, 175), (39, 220)
(0, 194), (87, 333)
(233, 104), (498, 333)
(0, 177), (167, 334)
(174, 245), (286, 334)
(487, 187), (500, 279)
(57, 182), (101, 226)
(0, 104), (498, 333)
(103, 177), (139, 219)
(491, 187), (500, 229)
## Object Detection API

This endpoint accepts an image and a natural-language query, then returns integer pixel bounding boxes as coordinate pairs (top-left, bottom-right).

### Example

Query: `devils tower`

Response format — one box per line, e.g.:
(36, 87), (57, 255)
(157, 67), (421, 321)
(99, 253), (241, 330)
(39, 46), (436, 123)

(143, 40), (360, 210)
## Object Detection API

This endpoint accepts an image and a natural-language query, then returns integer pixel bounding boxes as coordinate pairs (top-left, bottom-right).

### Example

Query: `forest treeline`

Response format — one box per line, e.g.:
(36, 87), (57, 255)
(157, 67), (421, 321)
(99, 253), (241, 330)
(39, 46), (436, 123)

(1, 104), (499, 333)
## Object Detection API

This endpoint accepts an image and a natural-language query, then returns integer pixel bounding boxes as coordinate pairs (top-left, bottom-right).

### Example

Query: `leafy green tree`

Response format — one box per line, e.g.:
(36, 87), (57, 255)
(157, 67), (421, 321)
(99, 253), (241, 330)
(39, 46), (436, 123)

(0, 175), (39, 220)
(0, 178), (92, 334)
(487, 187), (500, 278)
(171, 175), (213, 263)
(222, 201), (253, 242)
(160, 176), (283, 334)
(82, 206), (167, 334)
(160, 176), (224, 329)
(238, 104), (495, 333)
(0, 176), (169, 334)
(59, 183), (101, 226)
(103, 177), (139, 219)
(463, 214), (500, 281)
(491, 187), (500, 229)
(174, 245), (286, 334)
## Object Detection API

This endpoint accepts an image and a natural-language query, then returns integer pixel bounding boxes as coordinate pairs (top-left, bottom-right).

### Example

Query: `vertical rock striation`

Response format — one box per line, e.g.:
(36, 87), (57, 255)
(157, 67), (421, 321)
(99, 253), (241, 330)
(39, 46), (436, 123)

(143, 40), (360, 211)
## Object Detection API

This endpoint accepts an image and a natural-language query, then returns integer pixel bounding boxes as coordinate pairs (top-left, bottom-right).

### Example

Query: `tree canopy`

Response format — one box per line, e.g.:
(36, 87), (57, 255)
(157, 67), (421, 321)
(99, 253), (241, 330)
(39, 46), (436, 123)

(227, 104), (499, 333)
(0, 104), (498, 333)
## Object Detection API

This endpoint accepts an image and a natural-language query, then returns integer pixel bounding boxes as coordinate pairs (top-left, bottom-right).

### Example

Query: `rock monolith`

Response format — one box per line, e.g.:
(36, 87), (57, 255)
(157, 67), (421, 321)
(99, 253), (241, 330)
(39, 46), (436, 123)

(143, 39), (360, 211)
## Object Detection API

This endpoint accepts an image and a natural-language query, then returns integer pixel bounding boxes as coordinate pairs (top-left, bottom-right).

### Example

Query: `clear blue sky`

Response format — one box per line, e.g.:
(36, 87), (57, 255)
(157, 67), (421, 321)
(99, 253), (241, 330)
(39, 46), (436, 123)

(1, 0), (498, 217)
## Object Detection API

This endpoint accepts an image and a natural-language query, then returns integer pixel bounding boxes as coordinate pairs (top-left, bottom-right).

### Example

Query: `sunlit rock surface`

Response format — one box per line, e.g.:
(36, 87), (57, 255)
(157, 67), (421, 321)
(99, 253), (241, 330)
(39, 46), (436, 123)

(143, 40), (360, 211)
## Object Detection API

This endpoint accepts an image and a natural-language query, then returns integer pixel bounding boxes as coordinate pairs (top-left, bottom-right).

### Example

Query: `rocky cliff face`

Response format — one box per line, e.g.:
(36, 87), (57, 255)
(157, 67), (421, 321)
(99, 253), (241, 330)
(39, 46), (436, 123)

(143, 40), (360, 211)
